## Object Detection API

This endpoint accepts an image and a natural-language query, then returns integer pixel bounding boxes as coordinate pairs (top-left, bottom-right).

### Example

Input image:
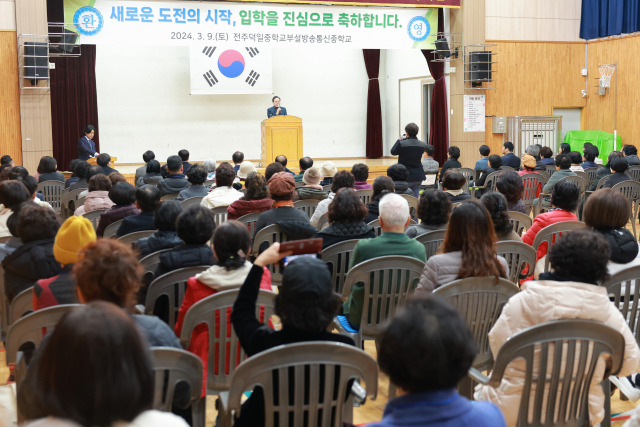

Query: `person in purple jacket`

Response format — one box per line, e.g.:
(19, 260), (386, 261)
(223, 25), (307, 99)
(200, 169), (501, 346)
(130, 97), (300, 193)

(368, 297), (506, 427)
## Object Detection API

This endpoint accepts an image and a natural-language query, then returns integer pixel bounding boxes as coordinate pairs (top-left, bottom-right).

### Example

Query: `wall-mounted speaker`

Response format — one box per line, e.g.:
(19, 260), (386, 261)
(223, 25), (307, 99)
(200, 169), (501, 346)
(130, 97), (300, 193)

(24, 42), (49, 82)
(470, 51), (492, 87)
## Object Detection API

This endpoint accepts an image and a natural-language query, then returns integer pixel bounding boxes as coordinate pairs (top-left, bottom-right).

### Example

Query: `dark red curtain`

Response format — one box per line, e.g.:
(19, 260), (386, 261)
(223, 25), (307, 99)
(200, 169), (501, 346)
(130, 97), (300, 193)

(421, 8), (449, 165)
(362, 49), (383, 158)
(48, 0), (99, 171)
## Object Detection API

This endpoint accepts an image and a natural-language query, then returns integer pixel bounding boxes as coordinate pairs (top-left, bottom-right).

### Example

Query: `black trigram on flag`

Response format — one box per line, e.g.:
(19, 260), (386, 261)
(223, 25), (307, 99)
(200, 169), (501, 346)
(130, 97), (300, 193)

(202, 46), (216, 58)
(245, 70), (260, 86)
(245, 47), (259, 58)
(203, 70), (218, 87)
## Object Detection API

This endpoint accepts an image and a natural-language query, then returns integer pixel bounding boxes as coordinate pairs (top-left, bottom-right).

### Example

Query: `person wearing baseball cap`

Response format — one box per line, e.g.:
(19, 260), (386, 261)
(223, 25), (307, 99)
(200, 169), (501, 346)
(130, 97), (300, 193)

(231, 241), (353, 426)
(33, 215), (97, 310)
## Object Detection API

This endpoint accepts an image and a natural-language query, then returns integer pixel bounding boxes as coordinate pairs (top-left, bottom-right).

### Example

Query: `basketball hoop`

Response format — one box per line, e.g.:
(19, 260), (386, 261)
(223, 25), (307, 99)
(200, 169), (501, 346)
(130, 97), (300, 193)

(598, 64), (616, 95)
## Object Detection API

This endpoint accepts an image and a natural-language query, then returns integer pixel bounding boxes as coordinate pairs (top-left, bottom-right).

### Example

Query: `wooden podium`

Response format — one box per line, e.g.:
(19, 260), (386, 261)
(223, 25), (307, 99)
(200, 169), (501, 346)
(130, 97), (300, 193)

(261, 116), (302, 167)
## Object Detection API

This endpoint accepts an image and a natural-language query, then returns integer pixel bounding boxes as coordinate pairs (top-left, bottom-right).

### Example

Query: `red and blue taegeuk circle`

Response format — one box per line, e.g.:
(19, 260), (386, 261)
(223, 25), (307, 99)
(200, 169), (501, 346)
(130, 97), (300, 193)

(218, 50), (245, 78)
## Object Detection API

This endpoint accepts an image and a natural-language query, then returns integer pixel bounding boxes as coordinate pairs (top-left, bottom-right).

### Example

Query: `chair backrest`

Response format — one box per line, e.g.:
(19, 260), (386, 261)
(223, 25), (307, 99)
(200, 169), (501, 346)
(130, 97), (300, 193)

(355, 189), (373, 205)
(139, 249), (172, 286)
(595, 175), (608, 190)
(415, 229), (446, 259)
(236, 212), (262, 237)
(150, 347), (205, 426)
(252, 224), (288, 283)
(295, 180), (304, 188)
(82, 208), (107, 231)
(507, 211), (532, 236)
(628, 165), (640, 182)
(486, 319), (624, 426)
(545, 164), (557, 177)
(103, 219), (124, 238)
(574, 170), (589, 183)
(117, 229), (156, 245)
(604, 265), (640, 346)
(530, 220), (586, 273)
(321, 239), (360, 294)
(5, 304), (81, 364)
(473, 170), (502, 197)
(558, 175), (587, 201)
(0, 265), (6, 341)
(316, 212), (330, 231)
(144, 176), (163, 185)
(9, 286), (35, 324)
(399, 194), (419, 217)
(180, 196), (205, 209)
(536, 170), (550, 184)
(145, 266), (210, 329)
(495, 240), (537, 283)
(367, 219), (382, 236)
(499, 166), (515, 171)
(455, 168), (476, 188)
(224, 342), (378, 427)
(36, 181), (65, 213)
(209, 206), (229, 225)
(433, 277), (518, 370)
(293, 199), (320, 219)
(60, 188), (85, 219)
(322, 184), (332, 193)
(342, 256), (424, 339)
(520, 173), (545, 214)
(204, 179), (215, 188)
(161, 193), (179, 201)
(179, 289), (277, 393)
(583, 167), (600, 188)
(611, 180), (640, 239)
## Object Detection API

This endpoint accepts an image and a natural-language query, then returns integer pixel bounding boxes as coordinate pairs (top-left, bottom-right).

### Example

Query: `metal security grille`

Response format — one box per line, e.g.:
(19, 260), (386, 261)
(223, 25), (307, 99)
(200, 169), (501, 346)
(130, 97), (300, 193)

(507, 116), (562, 157)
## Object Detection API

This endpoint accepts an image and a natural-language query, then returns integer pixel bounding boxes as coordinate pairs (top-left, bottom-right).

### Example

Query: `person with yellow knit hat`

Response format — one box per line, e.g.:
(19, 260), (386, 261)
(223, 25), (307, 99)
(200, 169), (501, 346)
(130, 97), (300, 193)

(32, 216), (96, 310)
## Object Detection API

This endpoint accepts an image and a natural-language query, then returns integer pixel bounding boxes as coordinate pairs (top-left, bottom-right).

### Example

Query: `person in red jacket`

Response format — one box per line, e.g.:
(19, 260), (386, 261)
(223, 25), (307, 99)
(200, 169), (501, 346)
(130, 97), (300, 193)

(522, 180), (580, 272)
(174, 220), (271, 395)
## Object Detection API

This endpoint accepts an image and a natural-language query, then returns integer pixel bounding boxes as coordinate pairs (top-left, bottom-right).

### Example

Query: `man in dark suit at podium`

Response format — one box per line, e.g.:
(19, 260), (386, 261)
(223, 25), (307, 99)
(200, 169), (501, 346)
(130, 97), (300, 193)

(77, 125), (98, 161)
(267, 96), (287, 118)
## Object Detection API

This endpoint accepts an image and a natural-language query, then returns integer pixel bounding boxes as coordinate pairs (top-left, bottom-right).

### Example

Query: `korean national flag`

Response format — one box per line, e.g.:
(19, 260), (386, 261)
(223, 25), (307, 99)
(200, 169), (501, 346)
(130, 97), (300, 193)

(189, 45), (273, 95)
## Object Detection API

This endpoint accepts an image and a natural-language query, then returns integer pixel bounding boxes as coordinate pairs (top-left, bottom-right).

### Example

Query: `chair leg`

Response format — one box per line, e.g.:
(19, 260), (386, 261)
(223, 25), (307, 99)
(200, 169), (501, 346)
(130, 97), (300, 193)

(191, 397), (206, 427)
(602, 378), (612, 427)
(457, 376), (475, 400)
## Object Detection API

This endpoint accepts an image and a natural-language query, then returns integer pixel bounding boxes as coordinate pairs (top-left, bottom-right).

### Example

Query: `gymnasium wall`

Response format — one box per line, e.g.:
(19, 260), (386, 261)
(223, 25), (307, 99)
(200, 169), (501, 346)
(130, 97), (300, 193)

(0, 0), (22, 165)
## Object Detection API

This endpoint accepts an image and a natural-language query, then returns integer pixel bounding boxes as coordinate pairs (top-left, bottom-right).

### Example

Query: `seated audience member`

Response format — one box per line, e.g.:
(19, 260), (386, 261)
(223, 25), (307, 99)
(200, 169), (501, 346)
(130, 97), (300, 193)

(405, 190), (451, 238)
(1, 155), (14, 167)
(264, 161), (285, 182)
(68, 160), (90, 190)
(64, 159), (81, 188)
(525, 145), (546, 170)
(96, 153), (118, 175)
(254, 172), (315, 239)
(583, 188), (640, 275)
(439, 146), (462, 181)
(78, 165), (104, 197)
(18, 302), (188, 427)
(501, 141), (521, 169)
(178, 149), (192, 173)
(96, 182), (140, 237)
(135, 150), (155, 187)
(481, 192), (522, 242)
(441, 170), (470, 203)
(496, 171), (525, 213)
(351, 163), (372, 190)
(174, 220), (272, 395)
(137, 159), (163, 188)
(154, 206), (216, 279)
(74, 174), (113, 216)
(201, 163), (242, 209)
(108, 172), (127, 186)
(386, 163), (413, 196)
(232, 151), (244, 173)
(417, 201), (508, 294)
(6, 166), (28, 180)
(518, 154), (538, 175)
(157, 155), (189, 197)
(136, 201), (183, 258)
(319, 161), (337, 186)
(202, 158), (216, 181)
(540, 146), (555, 166)
(297, 167), (327, 201)
(343, 193), (426, 329)
(275, 155), (295, 175)
(36, 156), (64, 183)
(3, 204), (62, 302)
(569, 151), (584, 172)
(365, 176), (395, 223)
(314, 188), (375, 248)
(230, 243), (353, 427)
(421, 144), (440, 177)
(236, 161), (256, 187)
(371, 297), (506, 427)
(33, 216), (96, 310)
(0, 181), (33, 237)
(18, 175), (52, 209)
(227, 172), (273, 220)
(0, 202), (29, 261)
(476, 230), (640, 426)
(475, 144), (491, 173)
(176, 164), (209, 202)
(116, 184), (160, 237)
(604, 156), (632, 188)
(522, 180), (579, 270)
(475, 154), (502, 196)
(294, 156), (313, 182)
(310, 170), (355, 227)
(591, 150), (622, 191)
(582, 144), (599, 169)
(623, 144), (640, 166)
(558, 142), (571, 155)
(542, 153), (576, 196)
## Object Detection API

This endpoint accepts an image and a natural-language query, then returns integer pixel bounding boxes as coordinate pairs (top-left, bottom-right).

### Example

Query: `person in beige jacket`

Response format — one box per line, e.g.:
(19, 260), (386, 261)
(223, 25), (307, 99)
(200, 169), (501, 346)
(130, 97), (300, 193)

(476, 229), (640, 426)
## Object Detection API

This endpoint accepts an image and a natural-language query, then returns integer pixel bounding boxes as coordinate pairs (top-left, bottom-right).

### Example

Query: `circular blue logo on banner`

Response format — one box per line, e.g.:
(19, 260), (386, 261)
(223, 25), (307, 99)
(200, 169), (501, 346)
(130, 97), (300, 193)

(73, 7), (104, 36)
(407, 16), (431, 42)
